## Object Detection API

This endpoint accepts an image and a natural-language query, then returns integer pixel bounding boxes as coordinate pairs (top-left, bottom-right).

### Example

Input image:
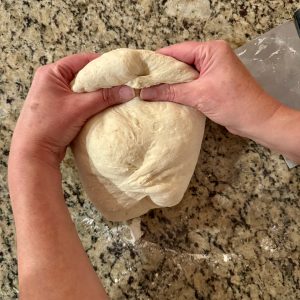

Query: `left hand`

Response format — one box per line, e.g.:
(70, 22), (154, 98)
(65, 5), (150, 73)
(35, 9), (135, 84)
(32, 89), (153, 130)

(10, 53), (135, 167)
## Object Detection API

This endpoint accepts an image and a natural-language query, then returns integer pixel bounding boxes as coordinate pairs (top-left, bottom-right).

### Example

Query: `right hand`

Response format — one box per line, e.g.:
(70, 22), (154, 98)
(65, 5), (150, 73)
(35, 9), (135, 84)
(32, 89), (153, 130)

(141, 41), (282, 138)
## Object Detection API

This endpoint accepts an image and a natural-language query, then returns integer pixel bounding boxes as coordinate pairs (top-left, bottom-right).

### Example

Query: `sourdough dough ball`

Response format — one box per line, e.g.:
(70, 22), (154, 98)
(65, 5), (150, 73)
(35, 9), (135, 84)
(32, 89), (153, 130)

(72, 49), (205, 221)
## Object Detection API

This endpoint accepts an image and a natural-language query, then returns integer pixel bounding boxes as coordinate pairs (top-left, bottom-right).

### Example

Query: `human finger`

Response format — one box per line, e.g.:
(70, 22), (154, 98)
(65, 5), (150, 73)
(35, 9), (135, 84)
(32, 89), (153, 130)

(53, 53), (100, 83)
(157, 41), (202, 68)
(140, 81), (200, 107)
(72, 86), (135, 120)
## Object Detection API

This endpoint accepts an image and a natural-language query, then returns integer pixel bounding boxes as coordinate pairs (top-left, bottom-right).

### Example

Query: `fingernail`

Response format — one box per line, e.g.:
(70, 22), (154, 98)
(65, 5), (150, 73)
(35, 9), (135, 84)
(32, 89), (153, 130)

(119, 86), (135, 101)
(140, 88), (157, 100)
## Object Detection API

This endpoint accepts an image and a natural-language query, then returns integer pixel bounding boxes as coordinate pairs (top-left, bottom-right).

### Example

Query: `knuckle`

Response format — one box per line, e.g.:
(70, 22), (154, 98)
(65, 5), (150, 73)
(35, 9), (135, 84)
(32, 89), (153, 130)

(101, 88), (115, 107)
(51, 62), (72, 80)
(52, 63), (65, 77)
(213, 40), (232, 52)
(165, 85), (177, 102)
(184, 41), (202, 48)
(35, 65), (49, 77)
(195, 100), (206, 112)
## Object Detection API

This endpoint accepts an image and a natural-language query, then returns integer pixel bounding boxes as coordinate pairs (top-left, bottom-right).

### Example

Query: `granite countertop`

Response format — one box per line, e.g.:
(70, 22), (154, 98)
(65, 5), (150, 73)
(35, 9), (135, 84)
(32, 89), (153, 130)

(1, 0), (300, 299)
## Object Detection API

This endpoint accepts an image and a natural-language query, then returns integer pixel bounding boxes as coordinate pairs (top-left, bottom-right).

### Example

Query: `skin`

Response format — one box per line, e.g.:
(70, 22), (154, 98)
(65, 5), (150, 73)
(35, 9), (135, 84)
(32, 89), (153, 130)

(8, 41), (300, 299)
(8, 53), (134, 300)
(141, 41), (300, 162)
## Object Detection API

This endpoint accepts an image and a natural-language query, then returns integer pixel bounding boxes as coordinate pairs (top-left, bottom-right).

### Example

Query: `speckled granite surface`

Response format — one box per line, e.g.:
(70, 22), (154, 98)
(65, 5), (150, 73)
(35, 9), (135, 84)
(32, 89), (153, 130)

(1, 1), (300, 299)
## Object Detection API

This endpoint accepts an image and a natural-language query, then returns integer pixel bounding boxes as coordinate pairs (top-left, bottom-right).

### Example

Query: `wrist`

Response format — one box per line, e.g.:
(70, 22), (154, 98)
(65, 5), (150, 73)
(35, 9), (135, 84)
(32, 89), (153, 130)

(8, 143), (63, 188)
(8, 150), (63, 197)
(227, 92), (282, 139)
(232, 99), (300, 162)
(255, 105), (300, 161)
(9, 140), (64, 170)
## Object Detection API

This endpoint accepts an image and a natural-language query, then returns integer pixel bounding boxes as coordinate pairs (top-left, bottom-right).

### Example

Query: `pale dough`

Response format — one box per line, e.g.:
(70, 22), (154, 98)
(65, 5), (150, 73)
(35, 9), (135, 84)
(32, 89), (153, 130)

(71, 49), (205, 221)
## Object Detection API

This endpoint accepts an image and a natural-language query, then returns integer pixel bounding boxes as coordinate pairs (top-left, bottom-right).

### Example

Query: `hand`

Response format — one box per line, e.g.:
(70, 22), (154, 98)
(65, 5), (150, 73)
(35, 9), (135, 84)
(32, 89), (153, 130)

(141, 41), (282, 138)
(10, 53), (135, 167)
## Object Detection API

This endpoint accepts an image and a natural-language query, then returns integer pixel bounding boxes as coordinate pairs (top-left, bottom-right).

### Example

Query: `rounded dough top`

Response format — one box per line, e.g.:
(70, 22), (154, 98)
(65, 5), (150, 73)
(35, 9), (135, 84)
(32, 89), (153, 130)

(71, 48), (199, 91)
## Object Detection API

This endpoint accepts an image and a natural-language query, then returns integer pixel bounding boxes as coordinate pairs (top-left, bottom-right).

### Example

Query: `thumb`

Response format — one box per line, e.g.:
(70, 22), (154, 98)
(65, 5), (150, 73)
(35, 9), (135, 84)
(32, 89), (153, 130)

(75, 85), (135, 119)
(140, 81), (198, 107)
